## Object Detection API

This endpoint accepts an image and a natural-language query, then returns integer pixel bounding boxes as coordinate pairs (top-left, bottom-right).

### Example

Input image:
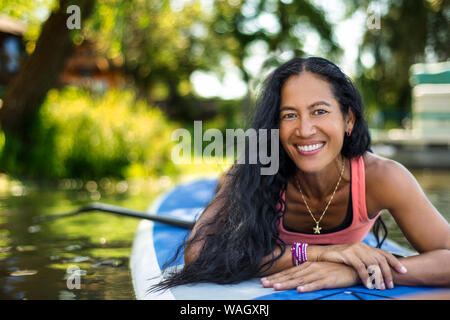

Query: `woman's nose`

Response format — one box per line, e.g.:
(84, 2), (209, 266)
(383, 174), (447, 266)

(295, 118), (316, 137)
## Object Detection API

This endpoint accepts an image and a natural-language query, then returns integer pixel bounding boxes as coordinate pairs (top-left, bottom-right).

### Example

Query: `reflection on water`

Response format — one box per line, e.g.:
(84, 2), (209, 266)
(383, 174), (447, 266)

(0, 177), (173, 300)
(0, 170), (449, 299)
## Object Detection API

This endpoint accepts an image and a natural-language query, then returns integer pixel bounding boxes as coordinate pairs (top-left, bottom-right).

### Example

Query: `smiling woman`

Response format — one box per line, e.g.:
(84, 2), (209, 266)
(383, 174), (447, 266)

(152, 57), (450, 294)
(279, 73), (354, 173)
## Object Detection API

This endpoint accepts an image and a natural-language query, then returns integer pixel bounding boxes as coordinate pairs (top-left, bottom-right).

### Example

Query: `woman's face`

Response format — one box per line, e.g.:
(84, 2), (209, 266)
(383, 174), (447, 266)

(279, 72), (354, 173)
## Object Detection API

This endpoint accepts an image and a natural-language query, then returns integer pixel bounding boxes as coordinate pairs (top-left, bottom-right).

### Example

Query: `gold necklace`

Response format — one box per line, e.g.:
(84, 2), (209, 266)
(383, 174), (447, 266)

(294, 159), (346, 234)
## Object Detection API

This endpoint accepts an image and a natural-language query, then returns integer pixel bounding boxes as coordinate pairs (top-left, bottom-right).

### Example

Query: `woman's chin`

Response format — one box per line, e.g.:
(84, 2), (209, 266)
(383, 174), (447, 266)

(295, 164), (322, 173)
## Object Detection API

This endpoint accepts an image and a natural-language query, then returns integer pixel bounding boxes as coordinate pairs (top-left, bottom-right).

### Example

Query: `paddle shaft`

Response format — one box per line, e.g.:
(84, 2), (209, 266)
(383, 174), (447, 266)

(34, 202), (195, 229)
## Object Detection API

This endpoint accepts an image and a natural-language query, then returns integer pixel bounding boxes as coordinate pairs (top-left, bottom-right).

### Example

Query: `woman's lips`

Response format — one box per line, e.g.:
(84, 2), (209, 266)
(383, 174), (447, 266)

(295, 142), (325, 155)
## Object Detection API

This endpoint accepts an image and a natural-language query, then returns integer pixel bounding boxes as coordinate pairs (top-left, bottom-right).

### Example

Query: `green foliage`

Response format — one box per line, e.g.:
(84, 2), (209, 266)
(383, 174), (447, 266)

(0, 88), (178, 180)
(2, 0), (444, 181)
(355, 0), (449, 128)
(0, 0), (56, 51)
(83, 0), (219, 104)
(78, 0), (341, 119)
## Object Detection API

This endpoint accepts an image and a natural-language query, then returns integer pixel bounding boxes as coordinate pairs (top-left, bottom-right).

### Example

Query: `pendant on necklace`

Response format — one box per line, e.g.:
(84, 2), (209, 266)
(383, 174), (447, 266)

(313, 223), (322, 234)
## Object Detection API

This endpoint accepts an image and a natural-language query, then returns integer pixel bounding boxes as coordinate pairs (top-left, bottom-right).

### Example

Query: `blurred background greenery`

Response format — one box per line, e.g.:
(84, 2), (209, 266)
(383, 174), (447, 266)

(0, 0), (447, 181)
(0, 0), (448, 299)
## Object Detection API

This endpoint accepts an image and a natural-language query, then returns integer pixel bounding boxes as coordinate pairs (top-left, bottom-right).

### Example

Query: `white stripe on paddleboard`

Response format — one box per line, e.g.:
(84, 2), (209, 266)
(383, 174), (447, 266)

(130, 188), (177, 300)
(130, 219), (175, 300)
(169, 275), (275, 300)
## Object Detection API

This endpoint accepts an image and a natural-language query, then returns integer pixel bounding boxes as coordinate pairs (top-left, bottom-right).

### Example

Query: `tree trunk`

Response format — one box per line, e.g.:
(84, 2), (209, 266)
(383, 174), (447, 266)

(0, 0), (94, 140)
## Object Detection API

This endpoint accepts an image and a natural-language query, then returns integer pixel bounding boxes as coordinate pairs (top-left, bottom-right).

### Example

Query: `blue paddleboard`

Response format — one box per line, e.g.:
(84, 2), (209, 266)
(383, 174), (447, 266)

(130, 178), (443, 300)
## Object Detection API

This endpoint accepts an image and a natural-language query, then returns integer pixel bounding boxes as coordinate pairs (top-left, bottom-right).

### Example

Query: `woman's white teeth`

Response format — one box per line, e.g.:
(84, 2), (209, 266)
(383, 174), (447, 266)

(297, 143), (324, 152)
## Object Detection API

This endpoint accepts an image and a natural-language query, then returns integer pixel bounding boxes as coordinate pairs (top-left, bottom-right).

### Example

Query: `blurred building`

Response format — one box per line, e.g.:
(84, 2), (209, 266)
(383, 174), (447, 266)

(0, 15), (125, 95)
(59, 40), (125, 92)
(0, 15), (27, 87)
(410, 62), (450, 140)
(372, 61), (450, 168)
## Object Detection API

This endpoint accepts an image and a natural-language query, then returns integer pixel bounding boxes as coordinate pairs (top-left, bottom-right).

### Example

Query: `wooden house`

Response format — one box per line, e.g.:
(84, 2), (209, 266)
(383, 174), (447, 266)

(0, 15), (27, 87)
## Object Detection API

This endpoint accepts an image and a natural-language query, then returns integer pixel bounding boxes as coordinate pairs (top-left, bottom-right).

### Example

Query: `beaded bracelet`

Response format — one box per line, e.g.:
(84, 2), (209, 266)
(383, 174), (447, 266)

(291, 242), (308, 266)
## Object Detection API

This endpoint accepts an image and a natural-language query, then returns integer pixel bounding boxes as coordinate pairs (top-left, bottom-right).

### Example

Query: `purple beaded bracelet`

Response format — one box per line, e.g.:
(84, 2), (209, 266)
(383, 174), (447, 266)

(291, 242), (308, 266)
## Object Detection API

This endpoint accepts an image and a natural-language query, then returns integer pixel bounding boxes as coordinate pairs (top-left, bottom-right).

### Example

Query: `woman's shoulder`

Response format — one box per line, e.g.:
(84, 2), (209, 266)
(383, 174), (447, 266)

(362, 151), (409, 180)
(362, 151), (415, 210)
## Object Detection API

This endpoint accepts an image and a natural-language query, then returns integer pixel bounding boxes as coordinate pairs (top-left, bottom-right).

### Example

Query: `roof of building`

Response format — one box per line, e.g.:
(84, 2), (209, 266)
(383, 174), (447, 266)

(410, 61), (450, 86)
(0, 15), (27, 36)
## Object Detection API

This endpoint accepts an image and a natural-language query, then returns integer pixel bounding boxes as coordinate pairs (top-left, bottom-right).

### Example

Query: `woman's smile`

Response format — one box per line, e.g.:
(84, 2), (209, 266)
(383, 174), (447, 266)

(279, 72), (351, 172)
(295, 142), (326, 155)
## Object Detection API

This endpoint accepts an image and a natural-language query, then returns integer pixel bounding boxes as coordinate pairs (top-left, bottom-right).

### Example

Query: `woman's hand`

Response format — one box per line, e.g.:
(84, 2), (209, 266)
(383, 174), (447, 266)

(260, 261), (360, 293)
(314, 242), (408, 289)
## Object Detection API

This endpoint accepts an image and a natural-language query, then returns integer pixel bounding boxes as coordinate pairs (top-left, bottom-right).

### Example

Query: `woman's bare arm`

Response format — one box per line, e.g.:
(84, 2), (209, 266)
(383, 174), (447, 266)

(393, 249), (450, 287)
(258, 245), (293, 276)
(260, 156), (450, 289)
(368, 157), (450, 286)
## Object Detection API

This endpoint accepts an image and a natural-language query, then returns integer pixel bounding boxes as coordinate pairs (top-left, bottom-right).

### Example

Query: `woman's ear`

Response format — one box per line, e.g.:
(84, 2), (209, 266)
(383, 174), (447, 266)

(346, 107), (356, 132)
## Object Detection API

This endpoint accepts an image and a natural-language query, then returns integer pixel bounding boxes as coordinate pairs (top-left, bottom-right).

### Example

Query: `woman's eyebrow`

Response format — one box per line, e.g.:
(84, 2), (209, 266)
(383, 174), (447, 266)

(279, 106), (297, 112)
(279, 101), (331, 112)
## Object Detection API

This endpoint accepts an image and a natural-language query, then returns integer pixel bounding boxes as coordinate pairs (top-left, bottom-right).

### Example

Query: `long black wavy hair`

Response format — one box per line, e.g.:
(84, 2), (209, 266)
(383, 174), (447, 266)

(152, 56), (387, 292)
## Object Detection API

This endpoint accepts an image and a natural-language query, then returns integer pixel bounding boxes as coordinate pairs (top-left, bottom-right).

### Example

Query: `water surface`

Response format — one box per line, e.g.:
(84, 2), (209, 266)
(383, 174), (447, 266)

(0, 170), (449, 299)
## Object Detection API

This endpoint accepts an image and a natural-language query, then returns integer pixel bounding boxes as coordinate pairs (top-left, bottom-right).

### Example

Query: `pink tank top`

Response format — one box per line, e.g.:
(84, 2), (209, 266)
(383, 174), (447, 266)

(277, 155), (381, 245)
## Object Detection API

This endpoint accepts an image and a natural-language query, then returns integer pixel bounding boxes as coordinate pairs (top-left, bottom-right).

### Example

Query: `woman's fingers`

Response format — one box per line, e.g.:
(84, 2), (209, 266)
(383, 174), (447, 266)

(381, 250), (408, 274)
(262, 243), (406, 292)
(346, 256), (373, 289)
(260, 263), (313, 289)
(367, 265), (384, 290)
(278, 276), (323, 291)
(261, 269), (295, 288)
(375, 255), (396, 289)
(273, 276), (310, 291)
(375, 250), (407, 289)
(261, 274), (292, 288)
(262, 262), (362, 293)
(351, 253), (398, 290)
(261, 268), (296, 287)
(297, 278), (328, 293)
(266, 262), (312, 280)
(353, 254), (389, 289)
(344, 246), (403, 290)
(274, 267), (322, 291)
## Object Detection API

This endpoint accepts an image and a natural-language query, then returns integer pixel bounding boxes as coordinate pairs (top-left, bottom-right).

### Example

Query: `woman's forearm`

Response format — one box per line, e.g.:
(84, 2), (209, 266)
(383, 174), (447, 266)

(258, 246), (292, 276)
(258, 245), (323, 276)
(393, 249), (450, 287)
(259, 244), (450, 290)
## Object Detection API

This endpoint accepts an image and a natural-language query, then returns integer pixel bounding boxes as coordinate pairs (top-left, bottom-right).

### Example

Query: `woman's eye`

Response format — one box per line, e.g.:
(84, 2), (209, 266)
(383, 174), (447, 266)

(313, 109), (328, 116)
(281, 113), (297, 120)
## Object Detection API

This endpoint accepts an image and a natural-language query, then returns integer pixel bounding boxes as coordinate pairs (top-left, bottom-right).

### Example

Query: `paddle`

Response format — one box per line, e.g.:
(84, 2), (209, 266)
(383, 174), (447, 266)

(33, 202), (195, 229)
